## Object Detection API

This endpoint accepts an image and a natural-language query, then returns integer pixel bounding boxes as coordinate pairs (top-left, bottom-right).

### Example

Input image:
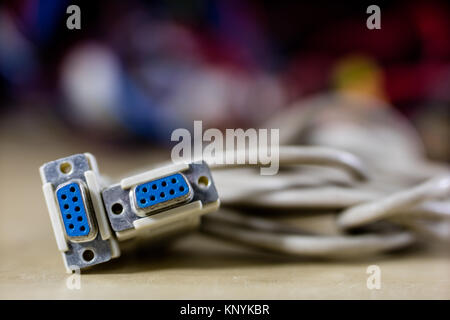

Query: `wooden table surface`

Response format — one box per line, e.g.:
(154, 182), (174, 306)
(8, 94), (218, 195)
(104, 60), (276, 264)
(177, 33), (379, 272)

(1, 114), (449, 299)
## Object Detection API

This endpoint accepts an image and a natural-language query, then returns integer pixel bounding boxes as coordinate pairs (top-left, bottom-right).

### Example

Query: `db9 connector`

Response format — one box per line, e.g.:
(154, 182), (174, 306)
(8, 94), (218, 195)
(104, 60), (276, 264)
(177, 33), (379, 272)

(40, 154), (120, 273)
(40, 154), (220, 272)
(102, 161), (220, 242)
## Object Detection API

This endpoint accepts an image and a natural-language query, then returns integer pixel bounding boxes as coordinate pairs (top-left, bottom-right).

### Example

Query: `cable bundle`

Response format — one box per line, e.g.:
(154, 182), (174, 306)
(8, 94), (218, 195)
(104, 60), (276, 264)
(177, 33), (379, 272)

(202, 94), (450, 258)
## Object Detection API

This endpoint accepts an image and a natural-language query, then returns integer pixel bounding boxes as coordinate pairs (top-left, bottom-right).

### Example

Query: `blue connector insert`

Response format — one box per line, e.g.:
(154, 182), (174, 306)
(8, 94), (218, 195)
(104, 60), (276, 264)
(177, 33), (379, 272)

(135, 173), (190, 210)
(56, 182), (90, 237)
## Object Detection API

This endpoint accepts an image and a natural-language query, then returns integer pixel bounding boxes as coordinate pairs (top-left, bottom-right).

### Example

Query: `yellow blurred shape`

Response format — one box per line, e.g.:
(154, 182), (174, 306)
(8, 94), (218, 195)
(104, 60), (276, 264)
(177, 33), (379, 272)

(331, 55), (386, 103)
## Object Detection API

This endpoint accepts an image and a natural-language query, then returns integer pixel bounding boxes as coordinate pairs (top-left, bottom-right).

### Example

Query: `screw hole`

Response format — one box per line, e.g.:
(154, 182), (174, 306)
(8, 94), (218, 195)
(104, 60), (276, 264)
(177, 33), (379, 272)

(197, 176), (210, 188)
(59, 162), (72, 174)
(82, 249), (95, 262)
(111, 203), (123, 215)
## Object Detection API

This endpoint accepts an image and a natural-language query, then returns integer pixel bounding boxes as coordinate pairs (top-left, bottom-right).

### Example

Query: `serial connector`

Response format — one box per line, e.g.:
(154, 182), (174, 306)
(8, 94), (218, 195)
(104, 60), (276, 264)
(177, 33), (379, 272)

(56, 181), (95, 240)
(40, 154), (120, 272)
(40, 154), (220, 272)
(102, 161), (220, 241)
(132, 173), (193, 215)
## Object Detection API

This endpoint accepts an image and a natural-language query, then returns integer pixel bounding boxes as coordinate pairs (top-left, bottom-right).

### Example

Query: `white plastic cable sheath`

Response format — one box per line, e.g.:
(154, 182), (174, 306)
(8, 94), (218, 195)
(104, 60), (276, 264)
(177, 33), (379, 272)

(205, 209), (316, 235)
(337, 175), (450, 229)
(206, 146), (370, 181)
(202, 218), (415, 258)
(218, 187), (381, 209)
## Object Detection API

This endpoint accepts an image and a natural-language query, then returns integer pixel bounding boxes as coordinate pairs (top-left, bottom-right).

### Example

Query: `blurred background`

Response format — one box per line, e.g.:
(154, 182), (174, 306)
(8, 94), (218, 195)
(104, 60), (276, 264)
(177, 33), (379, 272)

(0, 0), (449, 299)
(0, 0), (449, 160)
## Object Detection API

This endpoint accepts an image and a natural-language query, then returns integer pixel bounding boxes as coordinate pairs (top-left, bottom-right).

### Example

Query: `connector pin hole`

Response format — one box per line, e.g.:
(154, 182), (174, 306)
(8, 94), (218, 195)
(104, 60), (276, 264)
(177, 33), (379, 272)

(160, 192), (165, 198)
(140, 199), (146, 204)
(64, 204), (69, 209)
(82, 249), (95, 262)
(72, 197), (78, 202)
(171, 178), (177, 184)
(150, 195), (156, 201)
(70, 186), (75, 192)
(69, 224), (74, 229)
(77, 216), (83, 222)
(111, 203), (123, 215)
(197, 176), (210, 188)
(59, 162), (72, 174)
(61, 194), (67, 200)
(152, 184), (157, 190)
(162, 181), (167, 187)
(169, 189), (175, 195)
(80, 226), (86, 231)
(66, 214), (72, 219)
(179, 186), (185, 192)
(75, 206), (80, 212)
(142, 187), (148, 193)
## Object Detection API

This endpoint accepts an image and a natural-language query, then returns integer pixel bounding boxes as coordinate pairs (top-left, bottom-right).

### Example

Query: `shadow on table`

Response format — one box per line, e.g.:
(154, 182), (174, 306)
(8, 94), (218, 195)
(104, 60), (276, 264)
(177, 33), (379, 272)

(84, 232), (424, 275)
